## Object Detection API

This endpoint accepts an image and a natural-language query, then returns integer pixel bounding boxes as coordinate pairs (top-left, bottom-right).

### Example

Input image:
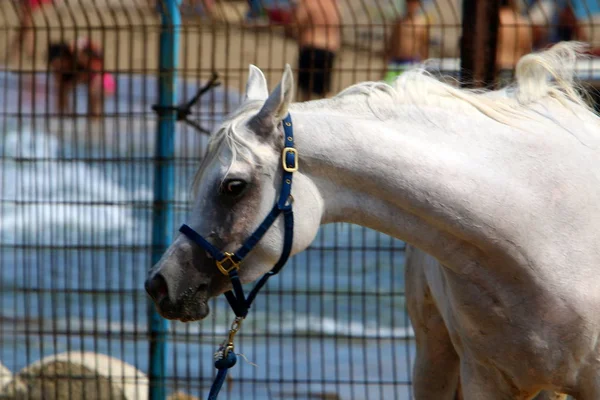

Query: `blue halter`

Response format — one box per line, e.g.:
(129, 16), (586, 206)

(178, 114), (297, 400)
(179, 113), (296, 317)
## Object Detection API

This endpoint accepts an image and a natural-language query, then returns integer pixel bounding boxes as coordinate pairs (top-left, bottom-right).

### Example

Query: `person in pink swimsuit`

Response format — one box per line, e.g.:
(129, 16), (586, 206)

(48, 37), (115, 118)
(10, 0), (55, 60)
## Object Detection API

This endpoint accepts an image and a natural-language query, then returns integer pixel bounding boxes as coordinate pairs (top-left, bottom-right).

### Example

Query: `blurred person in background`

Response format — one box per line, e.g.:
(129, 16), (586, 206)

(151, 0), (214, 18)
(527, 0), (587, 49)
(10, 0), (55, 61)
(287, 0), (341, 101)
(47, 37), (115, 119)
(383, 0), (429, 83)
(246, 0), (266, 22)
(496, 0), (533, 85)
(181, 0), (215, 18)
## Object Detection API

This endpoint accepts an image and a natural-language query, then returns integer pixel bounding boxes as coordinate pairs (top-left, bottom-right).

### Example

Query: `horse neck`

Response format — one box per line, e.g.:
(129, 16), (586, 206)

(290, 102), (507, 267)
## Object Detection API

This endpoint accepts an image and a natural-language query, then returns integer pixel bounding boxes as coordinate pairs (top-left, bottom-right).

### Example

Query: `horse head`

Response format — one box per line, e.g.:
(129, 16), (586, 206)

(145, 65), (323, 321)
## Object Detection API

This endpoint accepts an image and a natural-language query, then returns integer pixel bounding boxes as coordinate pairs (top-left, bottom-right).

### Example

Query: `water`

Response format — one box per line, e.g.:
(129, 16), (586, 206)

(0, 71), (414, 399)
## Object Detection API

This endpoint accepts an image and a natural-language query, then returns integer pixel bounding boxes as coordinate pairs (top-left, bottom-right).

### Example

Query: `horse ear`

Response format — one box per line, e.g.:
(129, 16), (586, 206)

(244, 65), (269, 102)
(250, 64), (294, 135)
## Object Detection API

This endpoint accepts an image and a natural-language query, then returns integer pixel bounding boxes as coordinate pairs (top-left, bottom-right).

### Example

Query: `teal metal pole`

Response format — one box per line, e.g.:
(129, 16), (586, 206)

(149, 0), (181, 399)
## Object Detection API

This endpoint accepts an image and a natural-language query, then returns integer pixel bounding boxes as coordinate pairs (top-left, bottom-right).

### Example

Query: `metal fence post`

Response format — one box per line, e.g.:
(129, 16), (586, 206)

(149, 1), (181, 399)
(460, 0), (500, 88)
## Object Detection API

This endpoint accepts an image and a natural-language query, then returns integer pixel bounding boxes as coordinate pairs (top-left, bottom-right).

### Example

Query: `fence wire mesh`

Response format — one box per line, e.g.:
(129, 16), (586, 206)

(0, 0), (599, 399)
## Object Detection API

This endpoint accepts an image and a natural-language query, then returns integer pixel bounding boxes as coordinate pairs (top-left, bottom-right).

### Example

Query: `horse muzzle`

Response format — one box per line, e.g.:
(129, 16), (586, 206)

(144, 236), (217, 321)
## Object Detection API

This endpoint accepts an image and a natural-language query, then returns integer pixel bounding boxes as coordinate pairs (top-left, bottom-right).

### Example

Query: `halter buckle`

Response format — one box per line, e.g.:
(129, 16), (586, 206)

(216, 252), (240, 275)
(282, 148), (298, 172)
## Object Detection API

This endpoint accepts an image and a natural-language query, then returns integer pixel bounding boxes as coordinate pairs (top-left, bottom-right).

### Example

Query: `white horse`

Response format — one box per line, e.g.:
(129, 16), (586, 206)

(146, 42), (600, 399)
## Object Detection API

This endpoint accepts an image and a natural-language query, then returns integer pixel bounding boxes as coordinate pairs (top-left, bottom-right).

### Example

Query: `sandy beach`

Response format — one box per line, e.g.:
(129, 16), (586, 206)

(0, 0), (408, 96)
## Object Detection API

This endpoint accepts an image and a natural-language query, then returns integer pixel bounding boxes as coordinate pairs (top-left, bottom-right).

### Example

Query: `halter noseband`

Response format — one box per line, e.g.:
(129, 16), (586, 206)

(179, 113), (297, 319)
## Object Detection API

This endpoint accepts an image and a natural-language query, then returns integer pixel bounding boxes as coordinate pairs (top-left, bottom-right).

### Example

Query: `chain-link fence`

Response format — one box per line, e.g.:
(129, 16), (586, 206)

(0, 0), (599, 399)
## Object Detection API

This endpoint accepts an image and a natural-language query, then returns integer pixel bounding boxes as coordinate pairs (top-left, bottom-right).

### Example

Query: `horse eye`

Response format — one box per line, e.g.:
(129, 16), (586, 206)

(222, 179), (247, 197)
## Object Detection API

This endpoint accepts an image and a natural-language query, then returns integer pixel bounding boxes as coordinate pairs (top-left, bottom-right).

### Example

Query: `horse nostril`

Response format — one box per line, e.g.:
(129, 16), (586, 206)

(145, 273), (168, 303)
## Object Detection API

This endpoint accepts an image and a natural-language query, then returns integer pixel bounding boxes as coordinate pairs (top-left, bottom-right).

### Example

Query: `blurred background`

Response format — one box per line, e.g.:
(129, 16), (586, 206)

(0, 0), (599, 399)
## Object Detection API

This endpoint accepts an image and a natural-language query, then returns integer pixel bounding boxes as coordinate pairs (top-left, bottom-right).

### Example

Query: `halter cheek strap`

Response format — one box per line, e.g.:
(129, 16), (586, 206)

(179, 114), (296, 400)
(179, 113), (297, 318)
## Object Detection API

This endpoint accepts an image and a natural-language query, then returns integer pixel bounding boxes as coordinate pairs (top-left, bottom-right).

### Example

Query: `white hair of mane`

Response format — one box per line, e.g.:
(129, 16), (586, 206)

(321, 41), (595, 125)
(194, 42), (597, 194)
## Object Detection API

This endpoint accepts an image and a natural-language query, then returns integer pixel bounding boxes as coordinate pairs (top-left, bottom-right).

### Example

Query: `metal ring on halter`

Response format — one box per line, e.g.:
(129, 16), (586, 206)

(227, 317), (243, 348)
(215, 252), (240, 276)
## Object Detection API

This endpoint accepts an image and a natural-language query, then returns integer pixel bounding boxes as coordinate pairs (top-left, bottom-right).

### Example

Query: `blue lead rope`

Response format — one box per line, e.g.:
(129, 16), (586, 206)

(178, 114), (297, 400)
(207, 350), (237, 400)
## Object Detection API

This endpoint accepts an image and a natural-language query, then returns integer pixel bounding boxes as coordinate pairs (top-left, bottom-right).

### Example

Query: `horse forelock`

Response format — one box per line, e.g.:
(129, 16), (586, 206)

(191, 101), (263, 197)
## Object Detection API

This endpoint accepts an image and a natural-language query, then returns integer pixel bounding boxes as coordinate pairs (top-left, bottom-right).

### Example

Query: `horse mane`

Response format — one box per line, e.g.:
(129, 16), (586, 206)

(194, 42), (596, 195)
(318, 41), (597, 126)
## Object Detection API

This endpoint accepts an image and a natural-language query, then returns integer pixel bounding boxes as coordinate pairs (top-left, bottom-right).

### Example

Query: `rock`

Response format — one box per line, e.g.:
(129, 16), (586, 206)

(0, 361), (28, 399)
(167, 391), (200, 400)
(0, 361), (12, 391)
(5, 352), (148, 400)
